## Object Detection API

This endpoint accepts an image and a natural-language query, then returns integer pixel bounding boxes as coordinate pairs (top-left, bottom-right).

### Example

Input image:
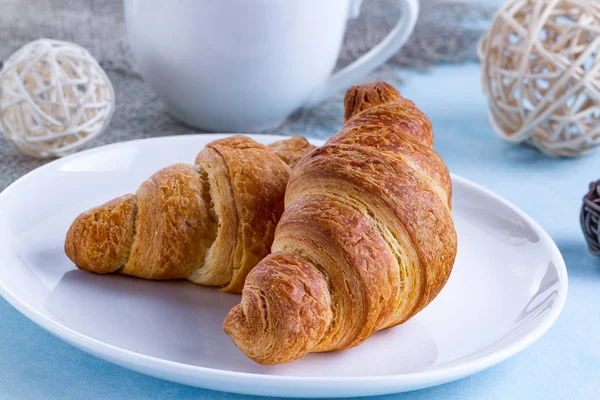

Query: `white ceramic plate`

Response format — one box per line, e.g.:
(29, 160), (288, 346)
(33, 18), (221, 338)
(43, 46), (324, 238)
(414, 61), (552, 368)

(0, 134), (567, 398)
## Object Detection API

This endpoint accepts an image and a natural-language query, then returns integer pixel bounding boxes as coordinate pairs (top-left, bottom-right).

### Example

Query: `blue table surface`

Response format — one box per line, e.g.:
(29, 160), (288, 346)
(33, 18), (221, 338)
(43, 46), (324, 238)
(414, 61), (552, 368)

(1, 63), (599, 399)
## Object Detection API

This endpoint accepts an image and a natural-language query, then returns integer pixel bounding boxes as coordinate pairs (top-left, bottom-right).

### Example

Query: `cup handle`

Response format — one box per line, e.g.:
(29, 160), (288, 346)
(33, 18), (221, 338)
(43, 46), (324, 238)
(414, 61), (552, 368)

(305, 0), (419, 106)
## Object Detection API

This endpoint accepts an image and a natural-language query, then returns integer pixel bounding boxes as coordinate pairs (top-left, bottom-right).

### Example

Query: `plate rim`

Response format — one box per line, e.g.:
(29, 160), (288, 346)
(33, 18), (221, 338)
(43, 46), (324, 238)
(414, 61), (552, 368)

(0, 134), (569, 397)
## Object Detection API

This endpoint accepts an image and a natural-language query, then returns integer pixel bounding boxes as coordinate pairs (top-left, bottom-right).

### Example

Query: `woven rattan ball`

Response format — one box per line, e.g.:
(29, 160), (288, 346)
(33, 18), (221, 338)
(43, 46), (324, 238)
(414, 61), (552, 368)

(581, 179), (600, 255)
(0, 39), (115, 158)
(478, 0), (600, 157)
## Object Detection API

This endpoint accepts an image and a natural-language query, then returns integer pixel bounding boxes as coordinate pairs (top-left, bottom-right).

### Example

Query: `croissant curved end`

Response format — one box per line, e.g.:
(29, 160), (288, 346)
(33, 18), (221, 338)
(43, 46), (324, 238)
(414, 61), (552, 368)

(343, 82), (402, 121)
(65, 194), (137, 274)
(223, 252), (332, 365)
(267, 136), (316, 169)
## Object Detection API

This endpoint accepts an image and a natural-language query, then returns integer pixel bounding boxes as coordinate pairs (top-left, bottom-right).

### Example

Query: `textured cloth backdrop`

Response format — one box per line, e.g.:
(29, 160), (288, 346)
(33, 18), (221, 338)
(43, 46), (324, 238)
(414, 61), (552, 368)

(0, 0), (497, 190)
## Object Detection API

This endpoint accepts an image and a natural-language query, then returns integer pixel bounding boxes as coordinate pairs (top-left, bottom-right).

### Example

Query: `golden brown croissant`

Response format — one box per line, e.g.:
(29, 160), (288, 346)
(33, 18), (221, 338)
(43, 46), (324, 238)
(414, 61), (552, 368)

(64, 135), (315, 293)
(223, 83), (457, 364)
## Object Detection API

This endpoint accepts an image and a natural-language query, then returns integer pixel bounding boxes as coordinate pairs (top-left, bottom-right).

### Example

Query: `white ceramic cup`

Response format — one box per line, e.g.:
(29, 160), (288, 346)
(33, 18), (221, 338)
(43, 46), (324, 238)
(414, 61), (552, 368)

(125, 0), (419, 132)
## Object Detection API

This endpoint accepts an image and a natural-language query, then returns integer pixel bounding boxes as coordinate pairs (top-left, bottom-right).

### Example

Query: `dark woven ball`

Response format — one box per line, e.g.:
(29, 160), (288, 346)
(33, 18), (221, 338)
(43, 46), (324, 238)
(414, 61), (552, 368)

(581, 180), (600, 255)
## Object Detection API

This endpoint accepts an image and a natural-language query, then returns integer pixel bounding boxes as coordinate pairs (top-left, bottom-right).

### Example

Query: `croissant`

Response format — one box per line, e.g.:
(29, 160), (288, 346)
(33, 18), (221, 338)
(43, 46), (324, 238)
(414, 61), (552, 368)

(64, 135), (315, 293)
(223, 83), (457, 364)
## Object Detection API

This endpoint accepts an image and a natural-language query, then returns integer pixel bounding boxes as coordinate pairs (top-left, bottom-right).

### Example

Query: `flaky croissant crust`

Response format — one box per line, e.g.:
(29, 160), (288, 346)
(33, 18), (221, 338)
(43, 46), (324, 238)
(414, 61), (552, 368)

(65, 135), (315, 293)
(224, 82), (457, 364)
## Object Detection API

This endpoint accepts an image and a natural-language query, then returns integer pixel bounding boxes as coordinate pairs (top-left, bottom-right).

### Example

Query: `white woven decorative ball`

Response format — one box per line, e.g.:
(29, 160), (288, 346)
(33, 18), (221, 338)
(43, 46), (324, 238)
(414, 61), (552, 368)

(478, 0), (600, 157)
(0, 39), (115, 158)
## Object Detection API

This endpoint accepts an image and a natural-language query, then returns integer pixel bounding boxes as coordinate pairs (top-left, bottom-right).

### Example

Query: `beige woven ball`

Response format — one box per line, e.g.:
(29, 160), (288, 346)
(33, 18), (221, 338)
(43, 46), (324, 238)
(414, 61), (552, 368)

(478, 0), (600, 157)
(0, 39), (115, 158)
